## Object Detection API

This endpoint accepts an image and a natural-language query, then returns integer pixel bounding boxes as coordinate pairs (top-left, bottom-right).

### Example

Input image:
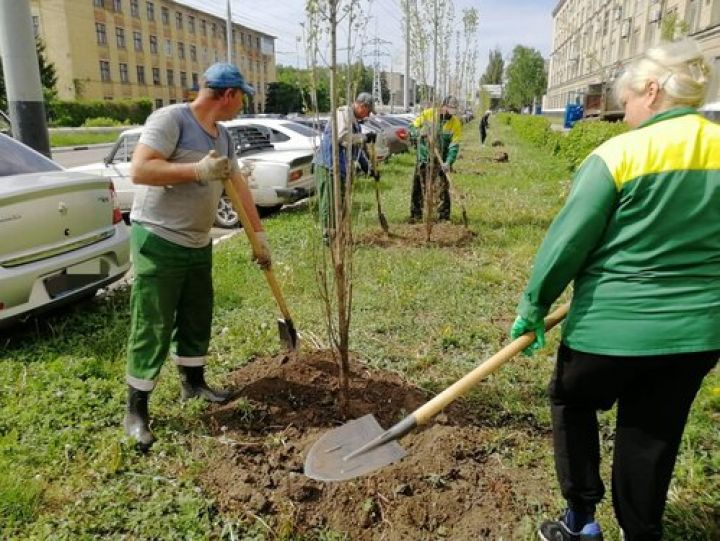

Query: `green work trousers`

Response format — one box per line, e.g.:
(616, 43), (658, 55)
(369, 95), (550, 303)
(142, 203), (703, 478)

(126, 224), (213, 391)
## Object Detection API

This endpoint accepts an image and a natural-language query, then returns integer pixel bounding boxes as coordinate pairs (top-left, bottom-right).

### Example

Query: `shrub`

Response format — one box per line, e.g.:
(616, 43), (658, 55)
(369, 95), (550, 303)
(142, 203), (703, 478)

(558, 120), (628, 170)
(47, 99), (152, 127)
(81, 117), (126, 127)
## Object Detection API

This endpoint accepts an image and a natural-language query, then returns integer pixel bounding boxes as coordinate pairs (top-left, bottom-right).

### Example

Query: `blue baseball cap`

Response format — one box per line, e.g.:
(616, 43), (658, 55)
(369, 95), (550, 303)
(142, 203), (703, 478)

(203, 63), (255, 96)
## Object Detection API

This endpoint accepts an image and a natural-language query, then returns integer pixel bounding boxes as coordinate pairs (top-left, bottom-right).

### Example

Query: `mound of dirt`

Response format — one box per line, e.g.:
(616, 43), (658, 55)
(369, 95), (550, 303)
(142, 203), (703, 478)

(198, 351), (555, 540)
(356, 223), (476, 248)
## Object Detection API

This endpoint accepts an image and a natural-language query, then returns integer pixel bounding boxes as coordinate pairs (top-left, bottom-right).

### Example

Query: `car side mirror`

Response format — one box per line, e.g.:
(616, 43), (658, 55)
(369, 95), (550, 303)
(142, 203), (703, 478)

(103, 155), (112, 166)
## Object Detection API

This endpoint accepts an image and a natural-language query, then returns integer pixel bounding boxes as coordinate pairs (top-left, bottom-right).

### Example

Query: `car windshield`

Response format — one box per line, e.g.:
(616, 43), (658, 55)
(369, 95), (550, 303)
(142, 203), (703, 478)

(0, 134), (63, 176)
(281, 122), (320, 137)
(113, 134), (140, 162)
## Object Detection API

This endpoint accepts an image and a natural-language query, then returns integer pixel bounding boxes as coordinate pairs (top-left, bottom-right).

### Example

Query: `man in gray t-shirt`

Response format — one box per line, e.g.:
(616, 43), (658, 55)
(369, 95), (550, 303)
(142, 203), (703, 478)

(123, 63), (271, 452)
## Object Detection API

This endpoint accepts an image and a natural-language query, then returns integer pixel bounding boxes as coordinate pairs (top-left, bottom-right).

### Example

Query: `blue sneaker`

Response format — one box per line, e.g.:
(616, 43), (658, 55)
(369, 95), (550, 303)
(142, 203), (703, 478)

(538, 511), (604, 541)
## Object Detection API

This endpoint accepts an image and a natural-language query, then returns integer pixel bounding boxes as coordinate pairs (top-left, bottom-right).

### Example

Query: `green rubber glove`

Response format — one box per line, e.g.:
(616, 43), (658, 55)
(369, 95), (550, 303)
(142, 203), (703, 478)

(510, 315), (546, 356)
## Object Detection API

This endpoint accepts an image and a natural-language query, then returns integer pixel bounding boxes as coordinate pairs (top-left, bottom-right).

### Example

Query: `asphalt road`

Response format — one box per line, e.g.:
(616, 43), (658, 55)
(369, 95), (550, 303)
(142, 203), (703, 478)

(52, 144), (113, 168)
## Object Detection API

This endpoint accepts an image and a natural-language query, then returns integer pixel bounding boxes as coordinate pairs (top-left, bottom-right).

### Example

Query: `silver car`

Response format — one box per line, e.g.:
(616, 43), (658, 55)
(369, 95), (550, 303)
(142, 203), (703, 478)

(0, 133), (130, 326)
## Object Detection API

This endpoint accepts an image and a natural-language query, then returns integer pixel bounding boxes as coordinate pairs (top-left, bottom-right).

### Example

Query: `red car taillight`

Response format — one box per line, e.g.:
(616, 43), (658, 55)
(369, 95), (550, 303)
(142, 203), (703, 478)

(396, 127), (408, 140)
(288, 169), (303, 182)
(109, 181), (123, 224)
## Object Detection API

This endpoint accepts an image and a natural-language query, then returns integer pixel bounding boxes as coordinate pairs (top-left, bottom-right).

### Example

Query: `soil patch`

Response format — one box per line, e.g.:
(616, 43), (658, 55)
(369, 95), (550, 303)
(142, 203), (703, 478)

(356, 223), (477, 249)
(198, 351), (555, 540)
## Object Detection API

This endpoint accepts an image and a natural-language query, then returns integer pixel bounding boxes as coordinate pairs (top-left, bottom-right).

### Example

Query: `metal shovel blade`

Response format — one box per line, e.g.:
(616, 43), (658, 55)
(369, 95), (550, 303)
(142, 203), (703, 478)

(277, 318), (298, 351)
(304, 414), (406, 481)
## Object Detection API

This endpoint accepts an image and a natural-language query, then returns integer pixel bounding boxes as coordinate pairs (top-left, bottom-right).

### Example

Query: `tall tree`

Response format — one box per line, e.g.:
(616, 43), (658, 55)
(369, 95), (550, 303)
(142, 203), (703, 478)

(503, 45), (546, 111)
(480, 47), (504, 85)
(0, 38), (56, 111)
(264, 81), (304, 114)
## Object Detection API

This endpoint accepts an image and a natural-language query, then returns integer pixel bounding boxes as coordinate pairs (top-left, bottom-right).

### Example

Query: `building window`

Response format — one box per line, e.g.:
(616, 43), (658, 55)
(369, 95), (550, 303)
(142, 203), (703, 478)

(164, 39), (172, 56)
(116, 27), (126, 48)
(176, 12), (183, 29)
(146, 1), (154, 20)
(32, 16), (40, 38)
(95, 22), (107, 44)
(178, 42), (185, 59)
(119, 62), (129, 83)
(137, 65), (146, 84)
(149, 35), (158, 54)
(211, 22), (217, 37)
(200, 19), (207, 36)
(133, 31), (142, 51)
(161, 6), (169, 25)
(190, 44), (197, 61)
(154, 98), (163, 109)
(100, 60), (111, 82)
(180, 71), (187, 88)
(188, 15), (195, 33)
(192, 72), (198, 88)
(112, 0), (121, 12)
(94, 0), (105, 7)
(256, 36), (260, 49)
(152, 67), (160, 85)
(130, 0), (139, 17)
(167, 69), (175, 86)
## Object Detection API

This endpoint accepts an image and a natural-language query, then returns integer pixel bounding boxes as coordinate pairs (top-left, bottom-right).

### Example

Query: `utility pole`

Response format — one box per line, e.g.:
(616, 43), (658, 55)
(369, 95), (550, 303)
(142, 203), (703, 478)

(0, 0), (50, 156)
(367, 36), (391, 111)
(226, 0), (232, 63)
(404, 0), (411, 111)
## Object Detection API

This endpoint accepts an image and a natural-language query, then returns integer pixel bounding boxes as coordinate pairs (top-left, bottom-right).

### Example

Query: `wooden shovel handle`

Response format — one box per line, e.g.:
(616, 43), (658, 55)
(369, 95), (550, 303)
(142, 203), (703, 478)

(413, 303), (569, 425)
(222, 179), (293, 320)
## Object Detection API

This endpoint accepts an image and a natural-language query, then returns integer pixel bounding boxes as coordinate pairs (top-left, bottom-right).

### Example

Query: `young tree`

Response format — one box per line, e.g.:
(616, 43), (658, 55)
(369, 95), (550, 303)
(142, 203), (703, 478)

(480, 47), (504, 85)
(503, 45), (547, 112)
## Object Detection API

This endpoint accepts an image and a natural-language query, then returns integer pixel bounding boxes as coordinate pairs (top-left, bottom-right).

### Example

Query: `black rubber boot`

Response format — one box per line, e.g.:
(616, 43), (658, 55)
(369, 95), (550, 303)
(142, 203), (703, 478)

(123, 385), (155, 452)
(178, 366), (231, 403)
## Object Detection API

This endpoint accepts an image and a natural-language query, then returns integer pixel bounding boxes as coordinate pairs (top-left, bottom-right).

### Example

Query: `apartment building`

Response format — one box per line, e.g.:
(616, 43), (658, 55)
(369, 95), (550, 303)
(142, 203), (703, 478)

(382, 71), (417, 110)
(29, 0), (276, 111)
(545, 0), (720, 111)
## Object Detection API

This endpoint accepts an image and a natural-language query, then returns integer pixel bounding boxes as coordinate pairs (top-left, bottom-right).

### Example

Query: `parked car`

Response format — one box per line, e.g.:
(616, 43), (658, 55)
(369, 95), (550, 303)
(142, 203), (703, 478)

(68, 124), (315, 228)
(224, 117), (320, 152)
(361, 115), (410, 157)
(0, 133), (130, 326)
(699, 101), (720, 123)
(290, 116), (328, 133)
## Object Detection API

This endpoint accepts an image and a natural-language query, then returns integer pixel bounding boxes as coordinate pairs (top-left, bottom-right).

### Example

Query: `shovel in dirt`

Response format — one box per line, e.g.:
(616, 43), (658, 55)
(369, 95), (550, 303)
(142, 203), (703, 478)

(304, 304), (568, 481)
(433, 147), (469, 228)
(367, 142), (389, 234)
(222, 178), (299, 352)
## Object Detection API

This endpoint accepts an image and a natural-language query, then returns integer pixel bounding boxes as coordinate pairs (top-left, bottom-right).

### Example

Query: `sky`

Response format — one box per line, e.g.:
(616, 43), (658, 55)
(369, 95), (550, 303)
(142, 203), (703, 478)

(177, 0), (556, 76)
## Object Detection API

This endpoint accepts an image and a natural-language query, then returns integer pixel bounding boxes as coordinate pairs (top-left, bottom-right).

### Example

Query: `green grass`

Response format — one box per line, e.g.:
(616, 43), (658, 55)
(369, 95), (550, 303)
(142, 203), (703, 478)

(1, 120), (718, 539)
(49, 131), (119, 148)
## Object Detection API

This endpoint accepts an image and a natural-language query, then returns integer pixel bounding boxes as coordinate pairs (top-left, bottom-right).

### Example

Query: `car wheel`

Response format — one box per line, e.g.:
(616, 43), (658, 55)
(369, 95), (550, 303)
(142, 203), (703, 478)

(215, 193), (239, 228)
(257, 204), (282, 218)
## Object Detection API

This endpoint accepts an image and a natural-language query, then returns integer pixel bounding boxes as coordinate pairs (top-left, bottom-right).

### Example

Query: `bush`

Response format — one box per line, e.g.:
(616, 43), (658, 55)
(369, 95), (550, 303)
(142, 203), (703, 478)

(47, 99), (152, 127)
(81, 117), (126, 128)
(558, 120), (628, 170)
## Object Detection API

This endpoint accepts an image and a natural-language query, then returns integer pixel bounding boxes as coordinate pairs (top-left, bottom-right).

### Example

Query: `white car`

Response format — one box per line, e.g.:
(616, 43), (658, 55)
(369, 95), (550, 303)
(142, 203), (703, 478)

(0, 133), (130, 326)
(69, 125), (315, 228)
(226, 117), (320, 152)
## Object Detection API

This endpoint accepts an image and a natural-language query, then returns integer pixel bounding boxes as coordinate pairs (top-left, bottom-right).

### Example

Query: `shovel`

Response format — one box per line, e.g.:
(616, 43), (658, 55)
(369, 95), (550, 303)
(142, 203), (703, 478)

(222, 178), (299, 352)
(304, 303), (568, 481)
(434, 148), (469, 228)
(368, 142), (389, 234)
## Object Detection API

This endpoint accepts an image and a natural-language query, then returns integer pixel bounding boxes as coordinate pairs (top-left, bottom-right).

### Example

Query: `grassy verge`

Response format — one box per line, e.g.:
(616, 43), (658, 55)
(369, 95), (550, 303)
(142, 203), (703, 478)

(49, 131), (119, 147)
(1, 121), (717, 539)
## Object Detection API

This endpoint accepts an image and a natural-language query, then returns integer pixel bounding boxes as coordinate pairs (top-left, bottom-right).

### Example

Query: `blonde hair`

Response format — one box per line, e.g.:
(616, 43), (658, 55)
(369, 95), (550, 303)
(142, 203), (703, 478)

(613, 39), (713, 109)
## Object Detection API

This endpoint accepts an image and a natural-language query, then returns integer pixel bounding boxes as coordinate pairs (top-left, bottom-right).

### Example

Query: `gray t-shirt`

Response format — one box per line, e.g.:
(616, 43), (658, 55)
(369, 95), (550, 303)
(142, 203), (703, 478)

(130, 104), (239, 248)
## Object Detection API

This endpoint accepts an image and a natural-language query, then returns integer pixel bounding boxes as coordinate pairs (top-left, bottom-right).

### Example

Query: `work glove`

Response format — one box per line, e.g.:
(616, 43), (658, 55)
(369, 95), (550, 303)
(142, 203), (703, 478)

(195, 150), (230, 183)
(510, 315), (546, 357)
(364, 132), (377, 144)
(251, 231), (272, 270)
(440, 162), (451, 174)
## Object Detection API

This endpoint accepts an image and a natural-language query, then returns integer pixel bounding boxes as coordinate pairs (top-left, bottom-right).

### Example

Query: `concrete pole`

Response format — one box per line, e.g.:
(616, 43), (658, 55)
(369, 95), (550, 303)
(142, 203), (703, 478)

(404, 0), (410, 111)
(226, 0), (232, 63)
(0, 0), (50, 156)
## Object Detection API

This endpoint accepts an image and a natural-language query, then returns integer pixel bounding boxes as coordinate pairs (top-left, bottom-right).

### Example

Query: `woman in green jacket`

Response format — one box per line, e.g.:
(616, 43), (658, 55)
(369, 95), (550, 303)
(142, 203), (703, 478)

(511, 40), (719, 541)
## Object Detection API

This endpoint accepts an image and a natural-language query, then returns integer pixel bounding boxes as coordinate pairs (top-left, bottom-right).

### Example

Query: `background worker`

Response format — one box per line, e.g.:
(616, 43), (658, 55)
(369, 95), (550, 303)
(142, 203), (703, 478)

(408, 95), (462, 222)
(314, 92), (378, 243)
(510, 40), (719, 541)
(124, 63), (272, 452)
(479, 109), (491, 145)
